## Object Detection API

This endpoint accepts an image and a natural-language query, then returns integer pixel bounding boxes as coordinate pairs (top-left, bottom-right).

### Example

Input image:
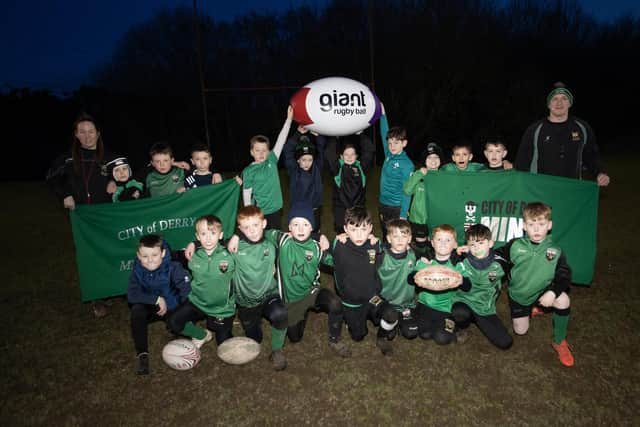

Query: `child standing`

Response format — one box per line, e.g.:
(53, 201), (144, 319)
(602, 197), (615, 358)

(283, 128), (326, 232)
(241, 107), (293, 230)
(127, 235), (191, 375)
(403, 142), (443, 257)
(441, 141), (486, 172)
(323, 206), (399, 355)
(412, 224), (464, 345)
(184, 143), (223, 189)
(496, 202), (574, 366)
(378, 104), (414, 236)
(325, 133), (376, 234)
(232, 206), (289, 370)
(483, 138), (512, 170)
(167, 215), (236, 349)
(451, 224), (512, 350)
(145, 142), (186, 197)
(376, 219), (420, 354)
(106, 157), (144, 202)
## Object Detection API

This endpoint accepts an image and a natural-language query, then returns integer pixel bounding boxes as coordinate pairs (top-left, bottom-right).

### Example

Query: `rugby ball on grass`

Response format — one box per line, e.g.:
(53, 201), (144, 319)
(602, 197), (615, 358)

(162, 339), (201, 371)
(216, 337), (261, 365)
(290, 76), (382, 136)
(414, 265), (463, 291)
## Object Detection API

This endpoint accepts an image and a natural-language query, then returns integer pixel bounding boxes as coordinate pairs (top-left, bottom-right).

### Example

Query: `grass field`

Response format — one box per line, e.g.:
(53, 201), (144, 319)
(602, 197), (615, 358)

(1, 155), (638, 426)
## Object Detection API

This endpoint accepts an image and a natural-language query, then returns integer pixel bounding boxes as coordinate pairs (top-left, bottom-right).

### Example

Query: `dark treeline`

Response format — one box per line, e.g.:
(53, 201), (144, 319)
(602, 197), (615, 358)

(2, 0), (638, 180)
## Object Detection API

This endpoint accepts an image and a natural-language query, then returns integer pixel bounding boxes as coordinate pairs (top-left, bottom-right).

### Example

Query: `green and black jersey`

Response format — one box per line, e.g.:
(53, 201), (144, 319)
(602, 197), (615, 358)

(265, 230), (322, 304)
(378, 248), (417, 311)
(232, 236), (278, 308)
(188, 246), (236, 318)
(324, 238), (382, 306)
(452, 252), (505, 316)
(497, 237), (571, 306)
(145, 166), (185, 197)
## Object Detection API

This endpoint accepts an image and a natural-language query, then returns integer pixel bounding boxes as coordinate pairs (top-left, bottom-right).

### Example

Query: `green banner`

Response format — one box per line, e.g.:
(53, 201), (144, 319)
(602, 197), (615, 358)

(423, 170), (598, 285)
(70, 181), (240, 301)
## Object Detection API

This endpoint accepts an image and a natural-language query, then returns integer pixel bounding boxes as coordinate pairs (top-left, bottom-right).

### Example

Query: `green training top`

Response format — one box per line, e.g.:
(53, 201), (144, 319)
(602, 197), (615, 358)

(188, 246), (236, 318)
(416, 257), (459, 313)
(242, 151), (283, 215)
(452, 257), (504, 316)
(265, 230), (322, 304)
(145, 167), (185, 197)
(403, 170), (428, 225)
(378, 248), (418, 311)
(232, 237), (278, 307)
(508, 237), (562, 306)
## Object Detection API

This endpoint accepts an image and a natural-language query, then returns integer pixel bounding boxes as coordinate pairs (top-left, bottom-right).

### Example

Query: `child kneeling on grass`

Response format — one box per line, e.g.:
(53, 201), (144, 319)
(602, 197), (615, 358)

(127, 235), (191, 375)
(451, 224), (513, 350)
(167, 215), (236, 351)
(496, 202), (574, 366)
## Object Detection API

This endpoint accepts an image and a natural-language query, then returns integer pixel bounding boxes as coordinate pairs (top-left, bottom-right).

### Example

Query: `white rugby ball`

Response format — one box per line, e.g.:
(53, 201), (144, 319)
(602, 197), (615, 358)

(162, 339), (201, 371)
(216, 336), (261, 365)
(290, 76), (382, 136)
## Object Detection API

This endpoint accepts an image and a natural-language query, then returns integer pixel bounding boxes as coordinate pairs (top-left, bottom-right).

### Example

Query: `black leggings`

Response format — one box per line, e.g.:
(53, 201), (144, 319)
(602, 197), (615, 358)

(167, 300), (234, 345)
(237, 296), (288, 343)
(343, 300), (399, 341)
(287, 288), (343, 343)
(451, 302), (512, 350)
(130, 303), (171, 354)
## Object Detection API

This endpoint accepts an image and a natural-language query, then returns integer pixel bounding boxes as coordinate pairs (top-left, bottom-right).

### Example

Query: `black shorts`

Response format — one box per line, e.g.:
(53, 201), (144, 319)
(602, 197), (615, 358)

(508, 286), (570, 318)
(410, 221), (429, 240)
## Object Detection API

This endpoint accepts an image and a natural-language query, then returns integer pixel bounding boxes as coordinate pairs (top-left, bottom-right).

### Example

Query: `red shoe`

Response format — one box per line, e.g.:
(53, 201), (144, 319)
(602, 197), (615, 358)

(552, 340), (574, 367)
(531, 306), (545, 317)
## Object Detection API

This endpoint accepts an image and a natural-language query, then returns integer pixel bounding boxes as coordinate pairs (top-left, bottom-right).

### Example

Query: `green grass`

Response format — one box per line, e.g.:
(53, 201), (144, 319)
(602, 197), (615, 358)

(1, 155), (638, 426)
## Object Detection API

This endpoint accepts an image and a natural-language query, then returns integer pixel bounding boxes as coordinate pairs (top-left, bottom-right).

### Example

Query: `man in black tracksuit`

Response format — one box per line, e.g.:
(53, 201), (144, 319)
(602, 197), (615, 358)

(516, 82), (610, 186)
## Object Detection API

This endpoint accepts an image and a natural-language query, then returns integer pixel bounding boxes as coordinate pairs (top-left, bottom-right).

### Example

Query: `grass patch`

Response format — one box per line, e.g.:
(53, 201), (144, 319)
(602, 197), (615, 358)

(2, 155), (638, 425)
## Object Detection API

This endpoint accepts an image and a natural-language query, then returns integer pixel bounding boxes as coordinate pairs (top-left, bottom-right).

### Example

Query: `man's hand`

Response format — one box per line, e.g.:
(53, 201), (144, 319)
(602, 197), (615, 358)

(597, 173), (610, 187)
(63, 195), (76, 210)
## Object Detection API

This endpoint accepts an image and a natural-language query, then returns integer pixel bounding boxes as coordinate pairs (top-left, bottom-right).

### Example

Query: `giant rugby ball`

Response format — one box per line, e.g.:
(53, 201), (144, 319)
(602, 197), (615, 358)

(290, 77), (382, 136)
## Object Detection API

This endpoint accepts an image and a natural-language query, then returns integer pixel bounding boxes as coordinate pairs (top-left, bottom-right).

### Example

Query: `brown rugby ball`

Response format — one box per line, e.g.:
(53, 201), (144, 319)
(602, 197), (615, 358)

(414, 265), (462, 291)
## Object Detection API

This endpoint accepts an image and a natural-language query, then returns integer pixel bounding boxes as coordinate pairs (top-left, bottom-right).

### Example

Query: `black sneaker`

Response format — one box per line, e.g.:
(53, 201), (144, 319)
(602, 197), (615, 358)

(376, 337), (393, 355)
(270, 350), (287, 371)
(328, 340), (351, 358)
(136, 352), (149, 375)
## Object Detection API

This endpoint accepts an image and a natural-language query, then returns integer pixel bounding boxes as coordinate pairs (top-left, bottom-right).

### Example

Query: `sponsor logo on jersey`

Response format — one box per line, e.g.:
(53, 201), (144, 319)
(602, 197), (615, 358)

(571, 131), (580, 142)
(219, 260), (229, 273)
(545, 248), (557, 261)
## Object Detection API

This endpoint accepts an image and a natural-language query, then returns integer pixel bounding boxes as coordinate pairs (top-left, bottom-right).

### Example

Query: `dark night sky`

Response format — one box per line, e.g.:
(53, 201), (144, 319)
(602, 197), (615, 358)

(1, 0), (638, 94)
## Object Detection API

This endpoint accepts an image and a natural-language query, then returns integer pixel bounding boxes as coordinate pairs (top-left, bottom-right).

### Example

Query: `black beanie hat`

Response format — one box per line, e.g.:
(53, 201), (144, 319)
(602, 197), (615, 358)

(288, 203), (315, 228)
(421, 142), (443, 163)
(106, 157), (132, 179)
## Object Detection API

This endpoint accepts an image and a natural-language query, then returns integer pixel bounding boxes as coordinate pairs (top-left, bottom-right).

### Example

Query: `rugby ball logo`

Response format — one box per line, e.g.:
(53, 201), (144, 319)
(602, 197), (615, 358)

(290, 77), (382, 136)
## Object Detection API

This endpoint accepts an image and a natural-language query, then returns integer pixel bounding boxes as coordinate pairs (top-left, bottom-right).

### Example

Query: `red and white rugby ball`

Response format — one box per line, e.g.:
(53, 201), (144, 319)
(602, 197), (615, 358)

(290, 76), (382, 136)
(162, 339), (201, 371)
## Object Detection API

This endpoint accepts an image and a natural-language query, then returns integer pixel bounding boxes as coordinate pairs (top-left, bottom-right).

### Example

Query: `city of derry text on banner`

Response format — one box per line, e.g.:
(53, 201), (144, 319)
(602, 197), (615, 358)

(70, 180), (240, 301)
(423, 171), (598, 285)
